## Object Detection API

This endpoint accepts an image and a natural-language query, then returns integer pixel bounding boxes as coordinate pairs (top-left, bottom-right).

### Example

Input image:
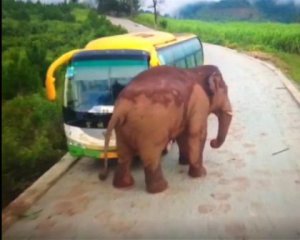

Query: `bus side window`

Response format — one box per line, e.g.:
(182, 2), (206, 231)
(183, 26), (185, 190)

(191, 38), (204, 66)
(172, 43), (186, 68)
(158, 37), (204, 68)
(195, 51), (203, 66)
(158, 53), (166, 65)
(182, 38), (196, 68)
(186, 54), (196, 68)
(158, 47), (175, 66)
(175, 59), (186, 68)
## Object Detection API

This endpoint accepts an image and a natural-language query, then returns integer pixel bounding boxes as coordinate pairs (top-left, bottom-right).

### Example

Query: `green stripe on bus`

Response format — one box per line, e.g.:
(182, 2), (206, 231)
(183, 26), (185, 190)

(68, 145), (101, 158)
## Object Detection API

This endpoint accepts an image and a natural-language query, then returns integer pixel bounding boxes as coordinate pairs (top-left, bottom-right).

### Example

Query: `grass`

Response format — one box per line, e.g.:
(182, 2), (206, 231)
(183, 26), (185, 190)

(71, 8), (89, 22)
(134, 14), (300, 84)
(247, 50), (300, 86)
(273, 52), (300, 85)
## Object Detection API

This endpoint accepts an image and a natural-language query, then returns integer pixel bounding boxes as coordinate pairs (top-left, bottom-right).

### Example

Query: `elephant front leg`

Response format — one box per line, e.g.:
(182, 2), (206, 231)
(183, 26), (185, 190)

(176, 132), (190, 165)
(188, 130), (207, 178)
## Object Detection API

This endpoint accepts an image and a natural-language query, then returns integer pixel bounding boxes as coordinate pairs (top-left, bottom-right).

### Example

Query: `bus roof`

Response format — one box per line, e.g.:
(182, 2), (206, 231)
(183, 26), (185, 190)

(84, 31), (197, 52)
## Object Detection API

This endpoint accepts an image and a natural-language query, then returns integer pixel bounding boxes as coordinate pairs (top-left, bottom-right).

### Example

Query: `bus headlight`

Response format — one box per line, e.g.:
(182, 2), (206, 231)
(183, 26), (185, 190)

(67, 139), (83, 148)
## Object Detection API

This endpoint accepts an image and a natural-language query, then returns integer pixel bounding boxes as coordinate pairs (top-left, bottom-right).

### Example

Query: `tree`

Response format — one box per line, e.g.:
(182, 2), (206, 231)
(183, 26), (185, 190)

(125, 0), (140, 16)
(2, 51), (41, 99)
(26, 41), (48, 84)
(97, 0), (118, 14)
(16, 53), (41, 95)
(97, 0), (140, 16)
(149, 0), (164, 27)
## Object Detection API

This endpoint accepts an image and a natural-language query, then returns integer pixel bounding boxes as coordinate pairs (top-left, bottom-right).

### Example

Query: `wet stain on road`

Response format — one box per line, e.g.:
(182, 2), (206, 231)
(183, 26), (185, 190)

(35, 218), (56, 232)
(210, 192), (231, 201)
(246, 150), (256, 156)
(281, 169), (300, 175)
(232, 177), (251, 191)
(216, 176), (252, 192)
(255, 169), (272, 176)
(198, 203), (232, 214)
(217, 203), (231, 213)
(243, 143), (256, 149)
(218, 178), (231, 185)
(234, 161), (247, 169)
(207, 161), (222, 169)
(198, 204), (215, 214)
(225, 222), (247, 239)
(63, 183), (90, 198)
(95, 210), (114, 221)
(108, 219), (136, 233)
(209, 171), (223, 178)
(227, 156), (247, 169)
(256, 179), (271, 188)
(95, 210), (136, 235)
(54, 195), (90, 217)
(251, 201), (264, 211)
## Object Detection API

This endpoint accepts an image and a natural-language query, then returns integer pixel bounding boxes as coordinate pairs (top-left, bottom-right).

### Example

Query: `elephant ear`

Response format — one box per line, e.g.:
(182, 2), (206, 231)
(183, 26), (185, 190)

(208, 71), (220, 95)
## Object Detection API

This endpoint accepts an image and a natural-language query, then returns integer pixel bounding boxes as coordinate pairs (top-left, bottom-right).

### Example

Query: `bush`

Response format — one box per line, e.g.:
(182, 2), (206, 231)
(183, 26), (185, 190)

(2, 51), (42, 100)
(2, 94), (66, 208)
(2, 1), (127, 207)
(159, 19), (168, 29)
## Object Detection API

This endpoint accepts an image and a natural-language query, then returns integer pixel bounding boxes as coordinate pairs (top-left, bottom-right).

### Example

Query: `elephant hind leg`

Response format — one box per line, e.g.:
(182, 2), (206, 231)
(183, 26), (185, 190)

(140, 149), (168, 194)
(113, 139), (135, 189)
(176, 131), (190, 165)
(144, 163), (168, 194)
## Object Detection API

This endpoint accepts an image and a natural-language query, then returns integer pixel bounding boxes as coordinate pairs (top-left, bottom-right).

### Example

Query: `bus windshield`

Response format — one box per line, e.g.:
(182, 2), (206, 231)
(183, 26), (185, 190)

(65, 58), (148, 113)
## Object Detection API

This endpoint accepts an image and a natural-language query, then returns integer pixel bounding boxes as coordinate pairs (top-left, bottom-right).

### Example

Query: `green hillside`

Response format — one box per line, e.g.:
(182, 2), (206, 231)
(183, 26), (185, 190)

(135, 14), (300, 84)
(177, 0), (300, 23)
(2, 0), (126, 208)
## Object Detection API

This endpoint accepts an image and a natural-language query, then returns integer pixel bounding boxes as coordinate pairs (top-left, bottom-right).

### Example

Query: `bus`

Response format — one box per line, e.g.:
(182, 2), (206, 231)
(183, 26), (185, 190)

(45, 30), (204, 162)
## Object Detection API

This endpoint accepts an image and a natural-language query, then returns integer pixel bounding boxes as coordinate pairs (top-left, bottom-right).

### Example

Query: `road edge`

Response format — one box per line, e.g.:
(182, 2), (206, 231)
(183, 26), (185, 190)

(2, 153), (79, 233)
(258, 59), (300, 106)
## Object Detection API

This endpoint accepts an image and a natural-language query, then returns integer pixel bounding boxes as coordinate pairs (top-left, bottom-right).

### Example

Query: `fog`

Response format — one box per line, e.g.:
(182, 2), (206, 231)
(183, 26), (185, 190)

(141, 0), (300, 15)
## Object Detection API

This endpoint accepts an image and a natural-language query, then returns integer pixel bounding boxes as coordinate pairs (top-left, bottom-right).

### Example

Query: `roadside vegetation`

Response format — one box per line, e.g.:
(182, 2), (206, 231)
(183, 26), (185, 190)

(2, 0), (126, 208)
(134, 14), (300, 84)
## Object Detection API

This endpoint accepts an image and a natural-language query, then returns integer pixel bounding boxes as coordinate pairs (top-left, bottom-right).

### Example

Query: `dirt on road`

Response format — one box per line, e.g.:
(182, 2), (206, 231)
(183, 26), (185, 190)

(4, 17), (300, 240)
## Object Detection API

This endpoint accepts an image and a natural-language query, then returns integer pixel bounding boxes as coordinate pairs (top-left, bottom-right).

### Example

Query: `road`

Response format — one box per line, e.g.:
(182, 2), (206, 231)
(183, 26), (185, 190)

(4, 17), (300, 239)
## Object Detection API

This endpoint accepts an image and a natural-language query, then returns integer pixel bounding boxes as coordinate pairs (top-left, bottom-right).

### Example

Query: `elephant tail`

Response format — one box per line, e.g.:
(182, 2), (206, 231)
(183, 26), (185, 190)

(104, 113), (119, 160)
(99, 112), (119, 181)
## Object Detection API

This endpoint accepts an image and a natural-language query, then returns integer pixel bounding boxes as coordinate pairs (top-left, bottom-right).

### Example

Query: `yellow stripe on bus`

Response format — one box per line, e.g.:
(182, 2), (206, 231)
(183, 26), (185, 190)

(100, 152), (118, 159)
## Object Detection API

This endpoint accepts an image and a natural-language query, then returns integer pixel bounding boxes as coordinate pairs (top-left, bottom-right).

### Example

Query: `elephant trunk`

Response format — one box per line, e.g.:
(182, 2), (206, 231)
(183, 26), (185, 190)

(210, 110), (232, 148)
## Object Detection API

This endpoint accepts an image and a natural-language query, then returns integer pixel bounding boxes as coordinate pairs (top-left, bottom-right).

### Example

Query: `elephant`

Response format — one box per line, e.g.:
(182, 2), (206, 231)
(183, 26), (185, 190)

(101, 65), (232, 194)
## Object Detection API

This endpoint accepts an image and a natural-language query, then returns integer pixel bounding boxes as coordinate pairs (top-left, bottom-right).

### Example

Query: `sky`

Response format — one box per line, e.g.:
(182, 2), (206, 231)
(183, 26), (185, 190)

(141, 0), (219, 15)
(141, 0), (300, 15)
(28, 0), (300, 14)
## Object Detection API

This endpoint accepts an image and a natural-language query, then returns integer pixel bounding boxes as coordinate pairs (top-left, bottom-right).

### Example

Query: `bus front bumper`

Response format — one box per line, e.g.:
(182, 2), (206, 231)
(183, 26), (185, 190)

(64, 124), (118, 160)
(68, 144), (118, 159)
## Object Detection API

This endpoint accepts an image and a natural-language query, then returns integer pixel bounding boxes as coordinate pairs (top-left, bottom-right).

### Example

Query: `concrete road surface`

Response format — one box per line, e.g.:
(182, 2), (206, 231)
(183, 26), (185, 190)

(4, 17), (300, 239)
